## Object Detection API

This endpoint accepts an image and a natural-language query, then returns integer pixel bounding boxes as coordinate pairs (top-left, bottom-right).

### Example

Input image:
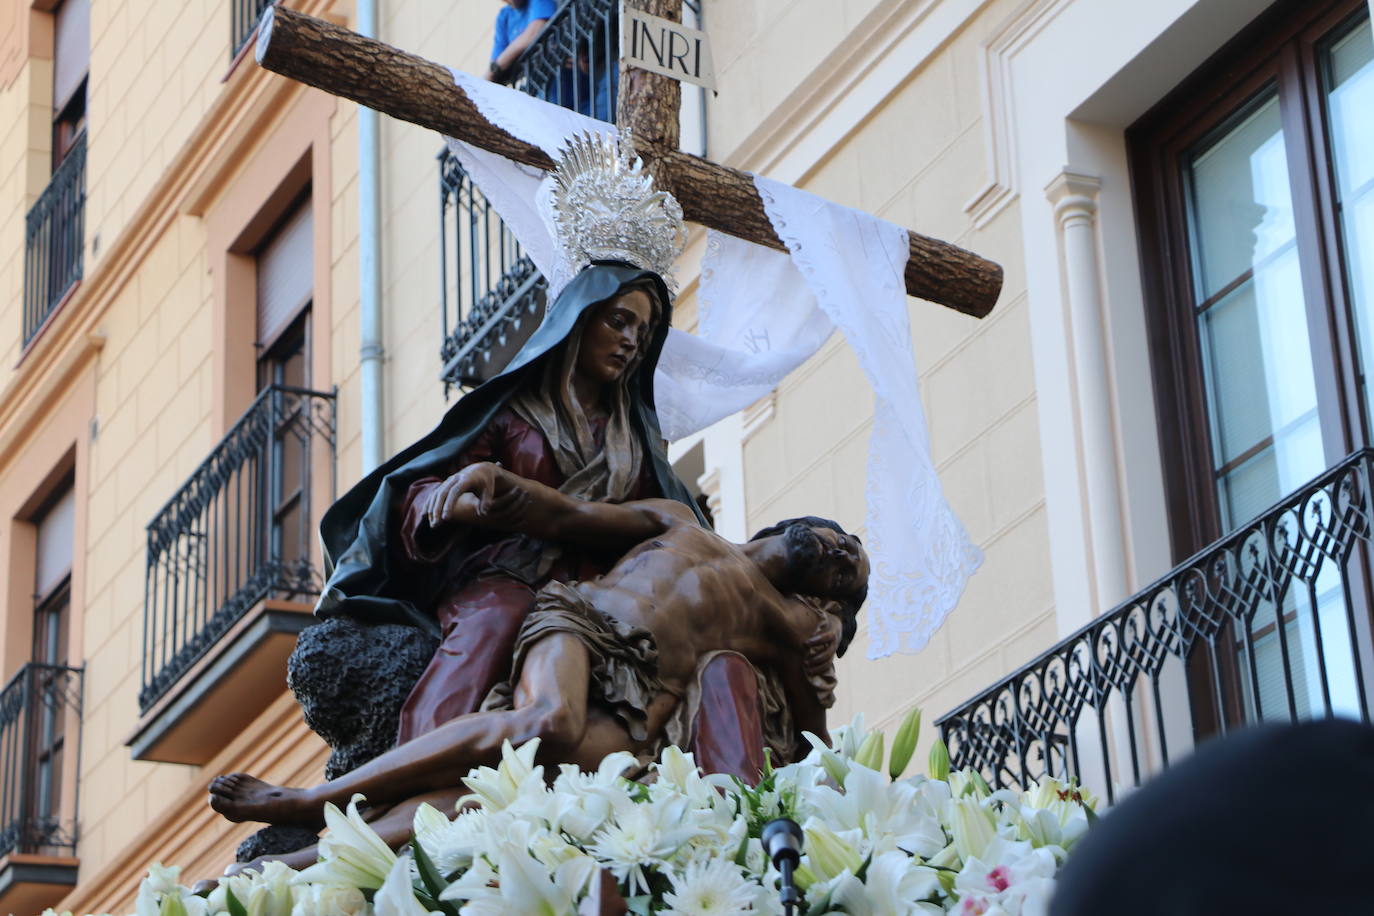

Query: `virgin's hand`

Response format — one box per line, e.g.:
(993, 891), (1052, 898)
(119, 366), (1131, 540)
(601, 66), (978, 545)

(426, 463), (500, 528)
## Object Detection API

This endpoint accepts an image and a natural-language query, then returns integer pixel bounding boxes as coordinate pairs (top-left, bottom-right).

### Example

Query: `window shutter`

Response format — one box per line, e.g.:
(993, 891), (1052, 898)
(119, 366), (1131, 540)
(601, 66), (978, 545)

(53, 0), (90, 114)
(35, 486), (75, 600)
(256, 201), (313, 349)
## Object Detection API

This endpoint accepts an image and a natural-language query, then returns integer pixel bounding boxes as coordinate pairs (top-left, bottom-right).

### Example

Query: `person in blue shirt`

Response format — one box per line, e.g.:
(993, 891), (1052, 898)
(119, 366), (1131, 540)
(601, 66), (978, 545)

(485, 0), (616, 122)
(485, 0), (557, 83)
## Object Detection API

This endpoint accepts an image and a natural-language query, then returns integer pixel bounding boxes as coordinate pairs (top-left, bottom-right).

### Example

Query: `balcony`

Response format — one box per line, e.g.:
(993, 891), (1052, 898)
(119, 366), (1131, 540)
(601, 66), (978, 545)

(438, 149), (547, 391)
(938, 449), (1374, 803)
(0, 664), (83, 916)
(436, 0), (627, 390)
(505, 0), (620, 121)
(23, 132), (86, 348)
(128, 385), (336, 764)
(231, 0), (276, 61)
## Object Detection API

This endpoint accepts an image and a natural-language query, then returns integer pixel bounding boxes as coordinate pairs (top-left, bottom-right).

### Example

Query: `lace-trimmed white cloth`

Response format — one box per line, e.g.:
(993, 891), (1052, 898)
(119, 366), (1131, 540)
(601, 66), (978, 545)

(445, 71), (981, 655)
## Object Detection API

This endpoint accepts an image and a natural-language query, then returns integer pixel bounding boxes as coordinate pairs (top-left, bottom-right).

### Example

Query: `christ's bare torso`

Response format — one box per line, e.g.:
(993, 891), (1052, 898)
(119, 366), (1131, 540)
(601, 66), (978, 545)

(572, 521), (810, 694)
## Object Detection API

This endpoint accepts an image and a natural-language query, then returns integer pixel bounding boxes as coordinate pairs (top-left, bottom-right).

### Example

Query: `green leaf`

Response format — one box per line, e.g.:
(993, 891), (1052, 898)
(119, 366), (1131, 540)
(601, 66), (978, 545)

(410, 840), (462, 916)
(223, 887), (248, 916)
(854, 851), (873, 883)
(626, 894), (654, 915)
(889, 707), (922, 780)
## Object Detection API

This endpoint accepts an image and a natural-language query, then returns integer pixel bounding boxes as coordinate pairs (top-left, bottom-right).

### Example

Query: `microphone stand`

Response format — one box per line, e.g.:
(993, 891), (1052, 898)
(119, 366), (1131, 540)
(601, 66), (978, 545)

(762, 817), (804, 916)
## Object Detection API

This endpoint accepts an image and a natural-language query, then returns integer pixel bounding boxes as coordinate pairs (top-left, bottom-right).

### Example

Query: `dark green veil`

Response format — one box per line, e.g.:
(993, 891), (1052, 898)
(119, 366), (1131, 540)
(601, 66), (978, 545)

(314, 263), (703, 634)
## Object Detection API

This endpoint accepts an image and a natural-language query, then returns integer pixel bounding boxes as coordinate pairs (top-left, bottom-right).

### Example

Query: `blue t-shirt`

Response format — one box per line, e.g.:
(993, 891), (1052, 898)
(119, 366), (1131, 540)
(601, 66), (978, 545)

(492, 0), (557, 62)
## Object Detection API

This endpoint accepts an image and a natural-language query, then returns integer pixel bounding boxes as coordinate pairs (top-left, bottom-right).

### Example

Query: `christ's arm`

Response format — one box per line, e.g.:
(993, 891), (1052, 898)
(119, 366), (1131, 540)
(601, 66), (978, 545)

(423, 462), (693, 550)
(757, 596), (841, 744)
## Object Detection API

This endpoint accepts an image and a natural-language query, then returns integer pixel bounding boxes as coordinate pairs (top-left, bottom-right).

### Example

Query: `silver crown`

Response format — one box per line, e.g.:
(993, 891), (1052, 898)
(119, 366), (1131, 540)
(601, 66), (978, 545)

(547, 131), (686, 295)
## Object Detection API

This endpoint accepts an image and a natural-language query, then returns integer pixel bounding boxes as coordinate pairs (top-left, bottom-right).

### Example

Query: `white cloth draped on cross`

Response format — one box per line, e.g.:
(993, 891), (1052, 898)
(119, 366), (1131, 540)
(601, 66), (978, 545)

(445, 72), (981, 657)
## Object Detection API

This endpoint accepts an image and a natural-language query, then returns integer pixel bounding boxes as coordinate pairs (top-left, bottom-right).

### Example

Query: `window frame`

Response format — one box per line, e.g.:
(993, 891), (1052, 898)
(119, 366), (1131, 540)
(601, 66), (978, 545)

(1129, 0), (1373, 560)
(1129, 0), (1374, 735)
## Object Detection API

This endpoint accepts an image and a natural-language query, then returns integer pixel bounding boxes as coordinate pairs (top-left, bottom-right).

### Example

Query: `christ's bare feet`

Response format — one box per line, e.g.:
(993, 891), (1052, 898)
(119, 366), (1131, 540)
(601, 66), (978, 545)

(208, 773), (324, 828)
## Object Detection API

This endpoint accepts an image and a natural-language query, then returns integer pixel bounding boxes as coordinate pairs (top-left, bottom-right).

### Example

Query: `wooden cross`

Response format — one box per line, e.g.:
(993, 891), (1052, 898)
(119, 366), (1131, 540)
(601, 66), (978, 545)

(254, 1), (1003, 318)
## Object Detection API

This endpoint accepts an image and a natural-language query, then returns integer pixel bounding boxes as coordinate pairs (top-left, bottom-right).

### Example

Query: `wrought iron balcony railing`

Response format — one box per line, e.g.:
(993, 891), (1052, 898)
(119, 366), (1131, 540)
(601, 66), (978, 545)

(938, 448), (1374, 803)
(0, 664), (83, 858)
(24, 132), (85, 346)
(232, 0), (275, 60)
(437, 149), (547, 391)
(505, 0), (620, 122)
(141, 385), (336, 712)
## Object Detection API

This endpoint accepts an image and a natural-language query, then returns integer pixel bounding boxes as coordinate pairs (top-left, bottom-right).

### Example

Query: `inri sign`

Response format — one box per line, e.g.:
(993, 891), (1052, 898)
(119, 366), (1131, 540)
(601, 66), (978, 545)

(621, 7), (716, 91)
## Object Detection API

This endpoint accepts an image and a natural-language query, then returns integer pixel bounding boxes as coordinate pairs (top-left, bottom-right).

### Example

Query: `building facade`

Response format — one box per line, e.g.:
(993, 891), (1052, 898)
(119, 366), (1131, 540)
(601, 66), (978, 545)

(0, 0), (1367, 912)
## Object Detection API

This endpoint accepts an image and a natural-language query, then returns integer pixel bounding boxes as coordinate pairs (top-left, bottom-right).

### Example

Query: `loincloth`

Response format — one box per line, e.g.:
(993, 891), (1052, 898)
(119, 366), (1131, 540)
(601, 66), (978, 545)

(480, 581), (683, 750)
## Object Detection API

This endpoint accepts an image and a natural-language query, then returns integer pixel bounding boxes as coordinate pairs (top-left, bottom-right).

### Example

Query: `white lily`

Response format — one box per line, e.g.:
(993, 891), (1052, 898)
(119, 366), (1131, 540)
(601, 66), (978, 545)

(829, 850), (941, 915)
(998, 777), (1094, 852)
(218, 861), (295, 916)
(288, 882), (368, 916)
(294, 794), (397, 890)
(443, 842), (596, 916)
(805, 764), (946, 859)
(798, 819), (866, 887)
(461, 738), (545, 812)
(435, 853), (500, 908)
(373, 855), (441, 916)
(549, 753), (637, 841)
(948, 797), (998, 864)
(133, 864), (208, 916)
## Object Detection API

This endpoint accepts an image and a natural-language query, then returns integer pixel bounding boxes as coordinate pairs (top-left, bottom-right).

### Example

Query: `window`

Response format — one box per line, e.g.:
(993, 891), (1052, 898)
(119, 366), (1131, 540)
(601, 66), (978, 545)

(29, 483), (72, 849)
(23, 0), (88, 345)
(1131, 0), (1373, 727)
(255, 198), (312, 582)
(50, 0), (87, 169)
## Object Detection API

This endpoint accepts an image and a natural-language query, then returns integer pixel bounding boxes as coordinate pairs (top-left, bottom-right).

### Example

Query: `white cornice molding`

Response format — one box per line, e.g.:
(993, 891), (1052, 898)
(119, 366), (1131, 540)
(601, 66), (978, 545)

(963, 0), (1074, 228)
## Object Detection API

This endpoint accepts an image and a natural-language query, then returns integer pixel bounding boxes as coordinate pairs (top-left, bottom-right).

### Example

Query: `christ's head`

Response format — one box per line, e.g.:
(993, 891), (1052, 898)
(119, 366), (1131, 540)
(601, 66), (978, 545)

(751, 517), (868, 656)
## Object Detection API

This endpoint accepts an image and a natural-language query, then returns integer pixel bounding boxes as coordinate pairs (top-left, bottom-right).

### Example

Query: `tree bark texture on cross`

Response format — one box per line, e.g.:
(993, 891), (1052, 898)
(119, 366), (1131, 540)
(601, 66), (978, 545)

(254, 2), (1003, 318)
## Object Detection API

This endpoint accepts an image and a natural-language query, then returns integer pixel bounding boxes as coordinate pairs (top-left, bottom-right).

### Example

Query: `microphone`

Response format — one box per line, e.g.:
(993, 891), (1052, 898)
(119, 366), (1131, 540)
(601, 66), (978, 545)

(762, 818), (804, 914)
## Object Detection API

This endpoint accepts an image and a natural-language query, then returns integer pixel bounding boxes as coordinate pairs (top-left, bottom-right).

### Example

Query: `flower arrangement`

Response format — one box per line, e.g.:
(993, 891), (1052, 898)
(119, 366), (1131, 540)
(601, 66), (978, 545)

(47, 710), (1095, 916)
